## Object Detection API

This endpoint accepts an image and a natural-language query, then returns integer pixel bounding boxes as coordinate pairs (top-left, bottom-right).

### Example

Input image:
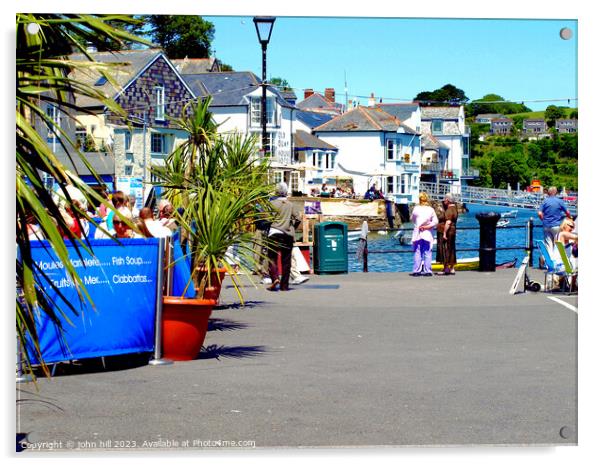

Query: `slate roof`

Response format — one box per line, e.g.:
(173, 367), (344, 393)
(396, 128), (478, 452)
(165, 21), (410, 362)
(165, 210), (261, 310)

(375, 103), (419, 123)
(294, 130), (338, 151)
(313, 106), (415, 133)
(421, 133), (447, 150)
(56, 152), (115, 176)
(68, 49), (165, 108)
(297, 93), (343, 114)
(280, 89), (297, 104)
(420, 106), (462, 119)
(171, 57), (218, 74)
(296, 110), (335, 129)
(182, 72), (293, 108)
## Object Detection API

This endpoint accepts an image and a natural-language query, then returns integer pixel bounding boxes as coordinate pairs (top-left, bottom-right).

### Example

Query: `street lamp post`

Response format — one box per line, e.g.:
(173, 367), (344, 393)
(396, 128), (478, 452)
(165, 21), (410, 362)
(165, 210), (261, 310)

(253, 16), (276, 159)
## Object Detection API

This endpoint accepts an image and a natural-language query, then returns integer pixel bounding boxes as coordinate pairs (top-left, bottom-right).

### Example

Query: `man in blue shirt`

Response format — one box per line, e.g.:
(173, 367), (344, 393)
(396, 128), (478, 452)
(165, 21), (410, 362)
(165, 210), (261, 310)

(538, 186), (572, 266)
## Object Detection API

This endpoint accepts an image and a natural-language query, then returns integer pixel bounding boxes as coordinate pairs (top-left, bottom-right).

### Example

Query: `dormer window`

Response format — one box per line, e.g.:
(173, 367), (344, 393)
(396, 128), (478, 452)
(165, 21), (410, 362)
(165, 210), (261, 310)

(154, 86), (165, 121)
(432, 119), (443, 134)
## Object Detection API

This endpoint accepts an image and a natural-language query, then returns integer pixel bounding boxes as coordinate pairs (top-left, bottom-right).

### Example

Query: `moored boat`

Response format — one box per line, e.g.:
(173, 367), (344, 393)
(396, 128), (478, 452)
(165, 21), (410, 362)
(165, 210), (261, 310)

(431, 257), (517, 272)
(500, 210), (518, 218)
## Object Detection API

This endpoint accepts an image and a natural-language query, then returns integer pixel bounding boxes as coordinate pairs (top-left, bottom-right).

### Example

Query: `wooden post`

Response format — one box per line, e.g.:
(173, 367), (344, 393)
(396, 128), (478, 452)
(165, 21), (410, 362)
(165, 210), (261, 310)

(363, 243), (368, 273)
(302, 215), (309, 244)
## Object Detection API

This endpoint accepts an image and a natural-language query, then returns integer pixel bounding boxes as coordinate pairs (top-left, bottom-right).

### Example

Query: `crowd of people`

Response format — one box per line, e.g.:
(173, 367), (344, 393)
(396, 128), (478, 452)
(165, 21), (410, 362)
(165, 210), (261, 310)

(27, 188), (178, 241)
(27, 181), (577, 293)
(309, 184), (356, 199)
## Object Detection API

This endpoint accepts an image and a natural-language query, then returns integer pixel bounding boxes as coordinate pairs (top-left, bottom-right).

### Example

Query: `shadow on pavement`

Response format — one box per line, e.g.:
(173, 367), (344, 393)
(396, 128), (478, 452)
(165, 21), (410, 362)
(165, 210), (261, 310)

(29, 352), (152, 378)
(213, 300), (264, 311)
(198, 344), (268, 360)
(207, 318), (250, 332)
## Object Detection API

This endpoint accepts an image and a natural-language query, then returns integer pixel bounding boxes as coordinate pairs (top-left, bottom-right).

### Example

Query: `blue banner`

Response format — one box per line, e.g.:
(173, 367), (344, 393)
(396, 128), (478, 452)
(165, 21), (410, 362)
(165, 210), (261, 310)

(26, 238), (160, 364)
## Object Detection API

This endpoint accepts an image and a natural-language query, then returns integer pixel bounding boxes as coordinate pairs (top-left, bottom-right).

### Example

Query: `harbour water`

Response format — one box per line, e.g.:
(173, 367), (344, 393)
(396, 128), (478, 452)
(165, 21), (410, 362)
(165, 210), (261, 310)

(347, 203), (563, 273)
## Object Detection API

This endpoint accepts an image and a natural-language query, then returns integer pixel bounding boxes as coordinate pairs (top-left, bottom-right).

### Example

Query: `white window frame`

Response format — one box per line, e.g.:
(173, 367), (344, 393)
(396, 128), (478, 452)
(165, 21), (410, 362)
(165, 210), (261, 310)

(151, 133), (166, 154)
(324, 153), (335, 170)
(250, 96), (276, 127)
(270, 170), (284, 185)
(154, 86), (165, 121)
(386, 176), (394, 193)
(399, 175), (407, 194)
(386, 139), (395, 161)
(312, 151), (320, 169)
(289, 171), (299, 192)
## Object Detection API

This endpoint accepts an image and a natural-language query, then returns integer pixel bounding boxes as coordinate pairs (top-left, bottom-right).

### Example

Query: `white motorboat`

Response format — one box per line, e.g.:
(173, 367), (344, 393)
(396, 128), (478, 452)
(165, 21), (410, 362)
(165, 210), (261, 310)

(500, 210), (518, 218)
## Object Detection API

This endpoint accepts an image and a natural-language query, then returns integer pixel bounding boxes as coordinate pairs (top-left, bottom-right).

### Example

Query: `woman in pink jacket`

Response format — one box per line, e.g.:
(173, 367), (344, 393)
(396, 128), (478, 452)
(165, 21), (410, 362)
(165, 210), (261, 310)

(410, 192), (439, 276)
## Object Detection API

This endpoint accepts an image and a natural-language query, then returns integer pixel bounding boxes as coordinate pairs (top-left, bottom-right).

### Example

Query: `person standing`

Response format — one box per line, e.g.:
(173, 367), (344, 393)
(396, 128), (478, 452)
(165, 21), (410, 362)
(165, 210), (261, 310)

(410, 192), (438, 276)
(538, 186), (571, 266)
(266, 182), (301, 291)
(438, 193), (458, 275)
(433, 200), (446, 264)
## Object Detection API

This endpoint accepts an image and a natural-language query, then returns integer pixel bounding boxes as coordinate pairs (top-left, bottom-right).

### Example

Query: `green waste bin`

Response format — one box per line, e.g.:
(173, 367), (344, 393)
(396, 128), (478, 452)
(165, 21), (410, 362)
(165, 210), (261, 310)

(313, 222), (348, 274)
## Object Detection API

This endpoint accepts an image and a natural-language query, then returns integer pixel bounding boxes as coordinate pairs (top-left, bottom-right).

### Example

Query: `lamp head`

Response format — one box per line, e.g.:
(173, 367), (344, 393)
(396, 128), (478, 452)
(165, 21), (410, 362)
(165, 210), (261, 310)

(253, 16), (276, 45)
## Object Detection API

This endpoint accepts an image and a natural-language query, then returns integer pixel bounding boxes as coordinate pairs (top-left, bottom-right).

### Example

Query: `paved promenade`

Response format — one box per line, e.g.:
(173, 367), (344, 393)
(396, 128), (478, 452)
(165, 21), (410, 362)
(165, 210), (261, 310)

(17, 268), (577, 451)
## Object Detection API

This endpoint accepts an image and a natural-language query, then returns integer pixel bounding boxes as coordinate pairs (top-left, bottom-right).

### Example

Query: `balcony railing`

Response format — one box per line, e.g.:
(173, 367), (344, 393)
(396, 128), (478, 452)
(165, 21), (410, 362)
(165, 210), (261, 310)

(421, 162), (442, 172)
(439, 169), (460, 180)
(461, 168), (480, 178)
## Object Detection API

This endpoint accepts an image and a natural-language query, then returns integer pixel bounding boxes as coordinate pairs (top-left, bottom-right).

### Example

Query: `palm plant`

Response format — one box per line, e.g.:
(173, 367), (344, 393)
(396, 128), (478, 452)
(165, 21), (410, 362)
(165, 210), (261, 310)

(16, 14), (150, 377)
(152, 98), (274, 300)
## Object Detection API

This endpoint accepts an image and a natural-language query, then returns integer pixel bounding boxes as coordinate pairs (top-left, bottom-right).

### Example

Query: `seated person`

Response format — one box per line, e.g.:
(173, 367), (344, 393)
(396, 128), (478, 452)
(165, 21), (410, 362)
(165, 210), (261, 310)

(555, 218), (578, 270)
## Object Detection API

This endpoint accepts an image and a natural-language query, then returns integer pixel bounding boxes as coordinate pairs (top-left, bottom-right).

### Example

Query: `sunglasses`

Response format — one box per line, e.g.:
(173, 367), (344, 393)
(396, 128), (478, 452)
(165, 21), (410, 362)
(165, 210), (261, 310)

(113, 220), (127, 226)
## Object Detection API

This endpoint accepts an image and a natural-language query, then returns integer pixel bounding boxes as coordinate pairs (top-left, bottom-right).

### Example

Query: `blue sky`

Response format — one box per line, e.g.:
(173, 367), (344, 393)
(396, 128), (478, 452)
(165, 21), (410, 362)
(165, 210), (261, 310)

(206, 16), (577, 111)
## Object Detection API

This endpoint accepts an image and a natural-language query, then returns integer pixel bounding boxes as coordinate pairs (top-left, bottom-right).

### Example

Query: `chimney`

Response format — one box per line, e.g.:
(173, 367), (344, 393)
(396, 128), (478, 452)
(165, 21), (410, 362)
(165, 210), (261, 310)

(304, 89), (314, 99)
(325, 88), (335, 103)
(368, 92), (376, 107)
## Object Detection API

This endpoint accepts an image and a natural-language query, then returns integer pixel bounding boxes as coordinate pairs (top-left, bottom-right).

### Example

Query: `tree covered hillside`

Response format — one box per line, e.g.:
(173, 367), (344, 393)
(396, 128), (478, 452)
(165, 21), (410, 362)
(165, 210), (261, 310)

(468, 132), (578, 191)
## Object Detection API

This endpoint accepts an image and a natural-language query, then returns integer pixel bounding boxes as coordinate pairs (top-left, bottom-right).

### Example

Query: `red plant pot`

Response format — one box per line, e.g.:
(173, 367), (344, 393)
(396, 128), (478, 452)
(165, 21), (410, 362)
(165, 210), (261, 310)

(196, 267), (227, 301)
(161, 296), (217, 361)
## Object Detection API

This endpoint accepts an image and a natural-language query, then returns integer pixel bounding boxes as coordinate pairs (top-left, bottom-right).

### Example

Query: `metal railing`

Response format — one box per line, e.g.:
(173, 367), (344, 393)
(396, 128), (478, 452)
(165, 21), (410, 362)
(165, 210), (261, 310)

(419, 182), (578, 210)
(350, 219), (537, 272)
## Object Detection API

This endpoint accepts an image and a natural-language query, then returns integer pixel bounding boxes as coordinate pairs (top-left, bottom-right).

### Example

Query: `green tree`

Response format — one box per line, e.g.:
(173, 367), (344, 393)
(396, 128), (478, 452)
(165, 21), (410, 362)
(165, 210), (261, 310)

(489, 150), (530, 188)
(466, 94), (530, 117)
(269, 77), (291, 90)
(414, 83), (468, 105)
(145, 15), (215, 59)
(16, 14), (150, 376)
(544, 105), (565, 128)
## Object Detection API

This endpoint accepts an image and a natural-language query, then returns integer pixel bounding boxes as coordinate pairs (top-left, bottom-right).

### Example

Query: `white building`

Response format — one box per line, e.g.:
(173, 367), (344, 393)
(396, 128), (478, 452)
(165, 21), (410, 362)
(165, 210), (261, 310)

(419, 106), (474, 189)
(182, 71), (297, 188)
(313, 106), (422, 204)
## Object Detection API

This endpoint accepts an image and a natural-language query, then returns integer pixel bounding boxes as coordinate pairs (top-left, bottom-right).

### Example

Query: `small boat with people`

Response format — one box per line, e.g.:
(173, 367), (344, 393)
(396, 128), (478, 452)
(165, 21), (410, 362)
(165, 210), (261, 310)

(497, 219), (510, 227)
